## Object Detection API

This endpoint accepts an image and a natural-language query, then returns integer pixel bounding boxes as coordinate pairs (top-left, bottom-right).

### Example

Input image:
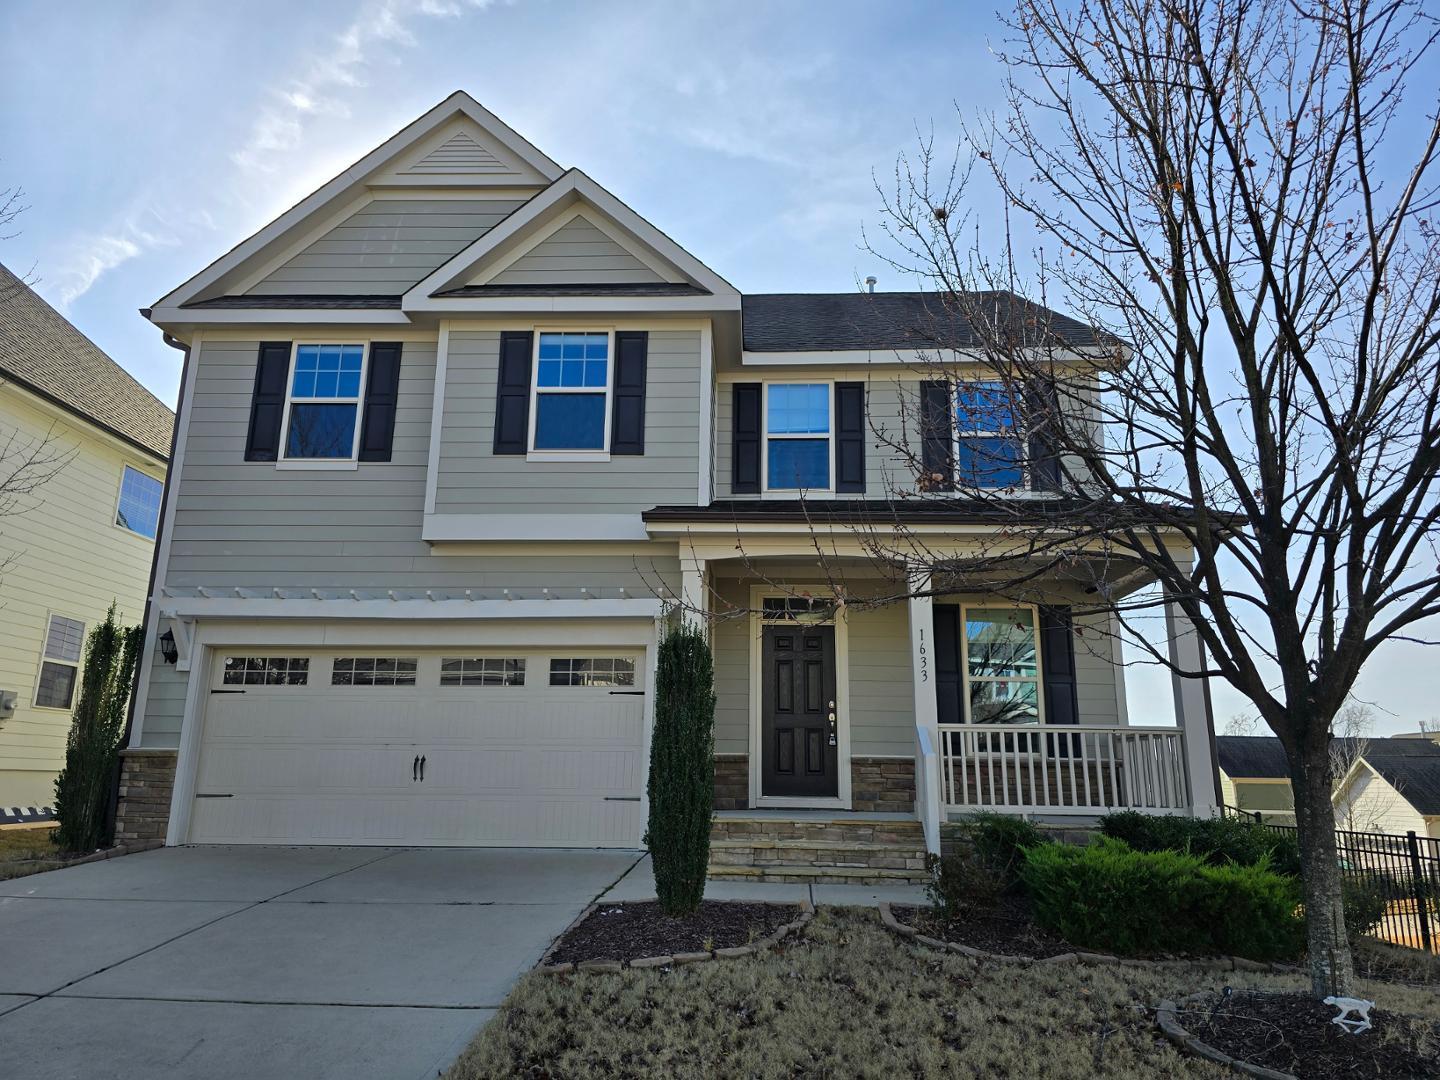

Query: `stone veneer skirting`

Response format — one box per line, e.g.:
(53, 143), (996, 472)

(114, 749), (177, 845)
(712, 754), (917, 813)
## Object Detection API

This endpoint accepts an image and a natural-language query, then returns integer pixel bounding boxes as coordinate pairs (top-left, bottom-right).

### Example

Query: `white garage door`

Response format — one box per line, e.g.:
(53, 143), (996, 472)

(187, 648), (646, 846)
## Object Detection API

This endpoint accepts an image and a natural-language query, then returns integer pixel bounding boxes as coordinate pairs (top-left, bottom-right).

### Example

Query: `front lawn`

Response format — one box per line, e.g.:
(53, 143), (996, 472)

(446, 908), (1440, 1079)
(0, 826), (72, 881)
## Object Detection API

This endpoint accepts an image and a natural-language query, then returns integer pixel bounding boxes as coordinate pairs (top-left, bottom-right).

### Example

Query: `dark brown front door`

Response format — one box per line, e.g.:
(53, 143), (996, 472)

(761, 624), (838, 798)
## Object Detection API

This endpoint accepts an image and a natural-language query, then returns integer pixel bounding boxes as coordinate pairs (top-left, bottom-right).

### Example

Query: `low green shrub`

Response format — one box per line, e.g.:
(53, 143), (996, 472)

(949, 812), (1044, 889)
(1020, 836), (1304, 960)
(1340, 878), (1390, 941)
(1098, 811), (1302, 876)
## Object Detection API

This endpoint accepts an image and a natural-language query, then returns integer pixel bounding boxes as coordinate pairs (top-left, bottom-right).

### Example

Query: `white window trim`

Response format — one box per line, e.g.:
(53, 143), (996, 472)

(526, 328), (615, 462)
(957, 601), (1045, 725)
(278, 340), (370, 469)
(113, 463), (164, 540)
(954, 380), (1030, 492)
(761, 379), (836, 496)
(33, 611), (86, 711)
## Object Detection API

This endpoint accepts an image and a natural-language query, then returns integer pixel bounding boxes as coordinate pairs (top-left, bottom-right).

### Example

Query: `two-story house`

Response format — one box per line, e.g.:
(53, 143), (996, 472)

(0, 263), (172, 819)
(117, 93), (1218, 869)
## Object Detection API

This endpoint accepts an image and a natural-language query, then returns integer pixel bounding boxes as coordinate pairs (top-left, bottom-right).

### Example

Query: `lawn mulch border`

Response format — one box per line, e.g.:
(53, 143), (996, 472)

(1, 837), (164, 879)
(535, 897), (815, 976)
(878, 902), (1301, 976)
(1155, 993), (1297, 1080)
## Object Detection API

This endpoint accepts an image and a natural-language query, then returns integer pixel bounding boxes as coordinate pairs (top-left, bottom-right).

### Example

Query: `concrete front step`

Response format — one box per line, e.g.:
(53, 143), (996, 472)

(708, 864), (929, 885)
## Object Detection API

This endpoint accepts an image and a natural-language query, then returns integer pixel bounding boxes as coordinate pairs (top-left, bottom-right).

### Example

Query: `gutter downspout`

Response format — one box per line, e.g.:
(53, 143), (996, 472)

(105, 324), (190, 845)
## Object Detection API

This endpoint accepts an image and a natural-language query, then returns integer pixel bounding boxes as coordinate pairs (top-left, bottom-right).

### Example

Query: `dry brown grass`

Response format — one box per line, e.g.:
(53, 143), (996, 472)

(448, 908), (1440, 1080)
(0, 826), (71, 881)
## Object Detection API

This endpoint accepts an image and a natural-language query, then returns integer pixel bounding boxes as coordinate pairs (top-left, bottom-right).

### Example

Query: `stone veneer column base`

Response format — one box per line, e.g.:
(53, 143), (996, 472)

(114, 749), (178, 845)
(850, 757), (916, 813)
(713, 754), (748, 810)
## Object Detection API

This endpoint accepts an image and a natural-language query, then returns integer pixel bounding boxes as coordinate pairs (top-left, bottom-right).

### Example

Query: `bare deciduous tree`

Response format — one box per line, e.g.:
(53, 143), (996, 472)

(846, 0), (1440, 998)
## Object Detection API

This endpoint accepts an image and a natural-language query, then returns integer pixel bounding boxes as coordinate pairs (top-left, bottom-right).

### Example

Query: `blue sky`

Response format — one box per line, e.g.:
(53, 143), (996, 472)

(3, 0), (1435, 735)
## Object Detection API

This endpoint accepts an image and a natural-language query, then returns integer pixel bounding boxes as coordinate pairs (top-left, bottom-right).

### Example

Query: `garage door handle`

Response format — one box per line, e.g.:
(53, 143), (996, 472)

(608, 690), (644, 696)
(603, 796), (641, 802)
(418, 755), (426, 782)
(412, 754), (420, 782)
(210, 689), (246, 695)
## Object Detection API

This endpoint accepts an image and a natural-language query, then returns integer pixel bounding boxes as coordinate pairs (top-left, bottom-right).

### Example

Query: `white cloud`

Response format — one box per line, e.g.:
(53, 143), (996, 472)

(47, 212), (182, 310)
(231, 0), (491, 173)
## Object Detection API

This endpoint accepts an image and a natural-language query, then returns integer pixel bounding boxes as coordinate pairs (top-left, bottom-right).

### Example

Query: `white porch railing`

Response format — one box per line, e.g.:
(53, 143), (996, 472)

(937, 724), (1191, 815)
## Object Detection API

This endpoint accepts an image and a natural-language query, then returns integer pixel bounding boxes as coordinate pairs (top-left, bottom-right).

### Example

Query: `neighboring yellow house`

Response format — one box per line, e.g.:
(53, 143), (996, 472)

(0, 263), (173, 817)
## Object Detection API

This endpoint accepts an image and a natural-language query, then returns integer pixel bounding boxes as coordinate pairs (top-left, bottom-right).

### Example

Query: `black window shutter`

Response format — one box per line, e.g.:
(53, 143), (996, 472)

(610, 331), (648, 455)
(834, 382), (866, 493)
(1039, 605), (1080, 725)
(493, 331), (534, 455)
(1026, 378), (1061, 491)
(244, 341), (292, 462)
(732, 382), (762, 493)
(919, 380), (954, 491)
(932, 604), (963, 725)
(358, 342), (403, 462)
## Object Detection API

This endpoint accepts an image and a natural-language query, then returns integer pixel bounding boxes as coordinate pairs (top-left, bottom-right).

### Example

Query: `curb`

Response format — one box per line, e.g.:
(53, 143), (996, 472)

(33, 838), (166, 871)
(1156, 995), (1298, 1080)
(878, 902), (1302, 975)
(536, 898), (814, 976)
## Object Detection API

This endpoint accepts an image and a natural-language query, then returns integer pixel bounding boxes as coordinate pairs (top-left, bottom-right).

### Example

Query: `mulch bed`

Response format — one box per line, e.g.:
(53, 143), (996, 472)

(544, 901), (800, 966)
(892, 903), (1075, 960)
(1183, 990), (1440, 1079)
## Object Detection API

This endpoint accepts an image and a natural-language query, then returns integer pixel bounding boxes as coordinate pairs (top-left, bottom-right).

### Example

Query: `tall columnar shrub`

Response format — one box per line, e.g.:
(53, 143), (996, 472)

(52, 604), (142, 852)
(645, 620), (716, 917)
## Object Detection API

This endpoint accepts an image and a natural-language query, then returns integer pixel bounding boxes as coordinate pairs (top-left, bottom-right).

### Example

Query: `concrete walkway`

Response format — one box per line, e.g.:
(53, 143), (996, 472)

(0, 845), (640, 1080)
(601, 854), (930, 908)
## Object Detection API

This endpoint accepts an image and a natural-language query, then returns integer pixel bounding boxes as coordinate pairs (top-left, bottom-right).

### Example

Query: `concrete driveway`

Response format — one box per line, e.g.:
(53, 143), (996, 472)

(0, 845), (640, 1080)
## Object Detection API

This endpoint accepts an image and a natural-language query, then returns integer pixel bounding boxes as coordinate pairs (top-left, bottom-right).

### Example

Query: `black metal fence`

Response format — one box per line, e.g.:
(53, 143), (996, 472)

(1227, 808), (1440, 954)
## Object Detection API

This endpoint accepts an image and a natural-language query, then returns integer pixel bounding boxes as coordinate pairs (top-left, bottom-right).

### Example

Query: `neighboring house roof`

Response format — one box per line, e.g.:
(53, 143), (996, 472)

(1215, 736), (1294, 779)
(1356, 741), (1440, 815)
(741, 291), (1111, 353)
(0, 263), (173, 460)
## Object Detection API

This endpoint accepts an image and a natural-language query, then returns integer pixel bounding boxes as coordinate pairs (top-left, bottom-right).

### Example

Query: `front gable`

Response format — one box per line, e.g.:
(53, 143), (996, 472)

(367, 114), (555, 189)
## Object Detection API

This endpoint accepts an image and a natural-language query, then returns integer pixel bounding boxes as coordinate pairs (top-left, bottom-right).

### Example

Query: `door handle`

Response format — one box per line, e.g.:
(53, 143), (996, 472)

(419, 755), (426, 782)
(412, 754), (420, 782)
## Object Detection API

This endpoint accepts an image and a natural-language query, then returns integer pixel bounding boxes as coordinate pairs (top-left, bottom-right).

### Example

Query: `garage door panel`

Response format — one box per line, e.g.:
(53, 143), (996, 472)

(189, 648), (647, 847)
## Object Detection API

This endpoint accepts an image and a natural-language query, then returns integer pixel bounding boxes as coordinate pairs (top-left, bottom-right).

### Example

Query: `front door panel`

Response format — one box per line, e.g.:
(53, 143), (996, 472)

(761, 625), (837, 798)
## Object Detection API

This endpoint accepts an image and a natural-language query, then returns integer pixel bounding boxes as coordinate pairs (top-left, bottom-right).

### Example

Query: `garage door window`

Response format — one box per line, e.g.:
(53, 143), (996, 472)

(440, 658), (525, 687)
(550, 657), (636, 687)
(222, 657), (310, 686)
(332, 657), (418, 687)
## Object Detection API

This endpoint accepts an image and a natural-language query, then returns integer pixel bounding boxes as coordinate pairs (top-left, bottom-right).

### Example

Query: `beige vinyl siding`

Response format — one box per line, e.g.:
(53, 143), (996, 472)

(435, 329), (700, 515)
(487, 218), (665, 286)
(0, 386), (164, 805)
(246, 199), (524, 296)
(1333, 768), (1427, 836)
(165, 337), (681, 592)
(714, 372), (917, 498)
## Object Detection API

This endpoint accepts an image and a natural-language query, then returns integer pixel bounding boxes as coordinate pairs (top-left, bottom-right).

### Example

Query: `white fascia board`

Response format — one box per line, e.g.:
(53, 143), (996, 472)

(738, 346), (1104, 367)
(404, 294), (740, 315)
(160, 596), (663, 621)
(147, 305), (413, 328)
(404, 170), (740, 305)
(423, 512), (651, 542)
(150, 92), (563, 313)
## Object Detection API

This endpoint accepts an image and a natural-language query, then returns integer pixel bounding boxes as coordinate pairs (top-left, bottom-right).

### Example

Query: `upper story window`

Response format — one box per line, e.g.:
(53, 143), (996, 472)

(955, 381), (1025, 489)
(765, 383), (831, 491)
(283, 344), (366, 460)
(116, 466), (163, 539)
(531, 332), (610, 452)
(36, 614), (85, 709)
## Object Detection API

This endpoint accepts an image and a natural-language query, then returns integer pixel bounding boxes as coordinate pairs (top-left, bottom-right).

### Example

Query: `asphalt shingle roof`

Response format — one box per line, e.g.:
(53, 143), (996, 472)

(0, 263), (173, 460)
(1359, 741), (1440, 815)
(742, 290), (1111, 353)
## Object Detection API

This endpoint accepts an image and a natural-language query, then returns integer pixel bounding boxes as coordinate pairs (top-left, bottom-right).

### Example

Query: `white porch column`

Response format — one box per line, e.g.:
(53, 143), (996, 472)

(1165, 592), (1220, 818)
(907, 569), (943, 854)
(679, 557), (707, 630)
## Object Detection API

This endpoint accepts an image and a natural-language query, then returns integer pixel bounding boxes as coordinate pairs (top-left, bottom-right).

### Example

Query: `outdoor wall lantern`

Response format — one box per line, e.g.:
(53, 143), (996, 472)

(159, 629), (178, 665)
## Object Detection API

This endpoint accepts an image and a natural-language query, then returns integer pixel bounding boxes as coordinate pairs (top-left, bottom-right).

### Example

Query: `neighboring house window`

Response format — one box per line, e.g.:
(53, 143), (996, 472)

(35, 615), (85, 709)
(283, 344), (366, 459)
(440, 658), (525, 687)
(962, 607), (1041, 724)
(331, 657), (418, 687)
(549, 657), (636, 687)
(955, 381), (1025, 488)
(116, 466), (163, 539)
(222, 656), (310, 686)
(531, 332), (610, 451)
(765, 383), (830, 490)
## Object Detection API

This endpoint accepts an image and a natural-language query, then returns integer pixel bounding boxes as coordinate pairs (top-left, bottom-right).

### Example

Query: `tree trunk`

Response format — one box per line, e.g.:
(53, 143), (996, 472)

(1290, 738), (1354, 997)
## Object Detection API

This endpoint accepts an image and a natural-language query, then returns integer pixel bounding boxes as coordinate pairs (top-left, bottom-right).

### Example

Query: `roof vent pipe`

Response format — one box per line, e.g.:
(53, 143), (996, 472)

(864, 275), (877, 294)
